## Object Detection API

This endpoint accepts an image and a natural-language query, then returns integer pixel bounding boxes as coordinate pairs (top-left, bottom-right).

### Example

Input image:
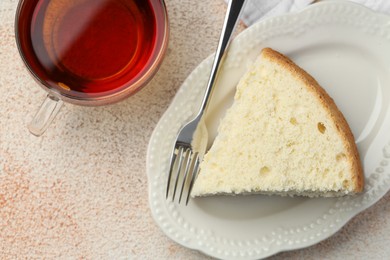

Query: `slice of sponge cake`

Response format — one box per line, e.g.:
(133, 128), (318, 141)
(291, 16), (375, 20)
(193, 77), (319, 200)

(191, 48), (363, 197)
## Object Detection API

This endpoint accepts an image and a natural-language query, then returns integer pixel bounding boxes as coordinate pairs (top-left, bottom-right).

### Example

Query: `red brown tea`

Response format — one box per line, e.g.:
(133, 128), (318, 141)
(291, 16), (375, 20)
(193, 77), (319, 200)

(17, 0), (165, 96)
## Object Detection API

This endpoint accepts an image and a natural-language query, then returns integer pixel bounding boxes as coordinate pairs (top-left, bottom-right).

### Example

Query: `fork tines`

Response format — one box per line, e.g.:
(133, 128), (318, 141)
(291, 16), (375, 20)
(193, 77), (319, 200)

(166, 146), (200, 205)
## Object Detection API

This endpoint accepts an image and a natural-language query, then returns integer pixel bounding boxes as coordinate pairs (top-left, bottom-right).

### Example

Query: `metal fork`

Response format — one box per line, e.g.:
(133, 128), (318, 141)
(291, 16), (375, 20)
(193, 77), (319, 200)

(166, 0), (246, 205)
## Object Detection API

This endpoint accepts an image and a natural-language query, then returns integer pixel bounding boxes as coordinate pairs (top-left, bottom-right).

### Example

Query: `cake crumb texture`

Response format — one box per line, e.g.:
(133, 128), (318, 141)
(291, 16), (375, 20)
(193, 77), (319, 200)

(192, 48), (363, 197)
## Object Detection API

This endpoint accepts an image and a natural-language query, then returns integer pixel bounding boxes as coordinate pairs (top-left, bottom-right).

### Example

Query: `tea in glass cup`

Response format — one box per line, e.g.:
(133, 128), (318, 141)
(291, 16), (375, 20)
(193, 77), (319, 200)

(15, 0), (169, 136)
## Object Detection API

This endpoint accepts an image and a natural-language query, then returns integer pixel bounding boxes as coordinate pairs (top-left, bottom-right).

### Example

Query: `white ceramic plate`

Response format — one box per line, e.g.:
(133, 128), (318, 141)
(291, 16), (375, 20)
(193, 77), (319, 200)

(147, 1), (390, 259)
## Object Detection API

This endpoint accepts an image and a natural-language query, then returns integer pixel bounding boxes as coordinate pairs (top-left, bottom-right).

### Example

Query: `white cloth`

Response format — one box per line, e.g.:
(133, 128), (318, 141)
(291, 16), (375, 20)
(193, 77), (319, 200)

(230, 0), (390, 26)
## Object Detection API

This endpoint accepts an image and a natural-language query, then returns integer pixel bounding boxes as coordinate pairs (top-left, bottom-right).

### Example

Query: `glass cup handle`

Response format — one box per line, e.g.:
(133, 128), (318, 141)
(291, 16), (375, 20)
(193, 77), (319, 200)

(28, 94), (63, 136)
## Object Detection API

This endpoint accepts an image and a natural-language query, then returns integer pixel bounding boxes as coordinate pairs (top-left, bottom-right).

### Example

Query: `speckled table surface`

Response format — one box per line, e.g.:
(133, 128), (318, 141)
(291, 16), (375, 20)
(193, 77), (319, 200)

(1, 0), (390, 259)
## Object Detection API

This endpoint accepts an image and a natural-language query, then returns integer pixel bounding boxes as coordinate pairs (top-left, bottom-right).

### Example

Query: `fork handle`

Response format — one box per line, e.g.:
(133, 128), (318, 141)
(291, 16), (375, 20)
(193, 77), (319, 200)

(198, 0), (246, 116)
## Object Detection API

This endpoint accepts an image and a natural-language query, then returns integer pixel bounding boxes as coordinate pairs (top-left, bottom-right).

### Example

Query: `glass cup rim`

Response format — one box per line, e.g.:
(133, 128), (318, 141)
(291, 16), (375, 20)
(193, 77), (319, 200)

(15, 0), (169, 106)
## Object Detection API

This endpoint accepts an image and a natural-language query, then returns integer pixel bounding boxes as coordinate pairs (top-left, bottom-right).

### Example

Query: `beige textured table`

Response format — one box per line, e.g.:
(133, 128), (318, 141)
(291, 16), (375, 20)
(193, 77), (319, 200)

(1, 0), (390, 259)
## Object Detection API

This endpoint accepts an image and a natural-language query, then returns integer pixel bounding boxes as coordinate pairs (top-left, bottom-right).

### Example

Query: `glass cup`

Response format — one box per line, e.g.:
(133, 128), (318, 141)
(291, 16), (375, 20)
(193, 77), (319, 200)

(15, 0), (169, 136)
